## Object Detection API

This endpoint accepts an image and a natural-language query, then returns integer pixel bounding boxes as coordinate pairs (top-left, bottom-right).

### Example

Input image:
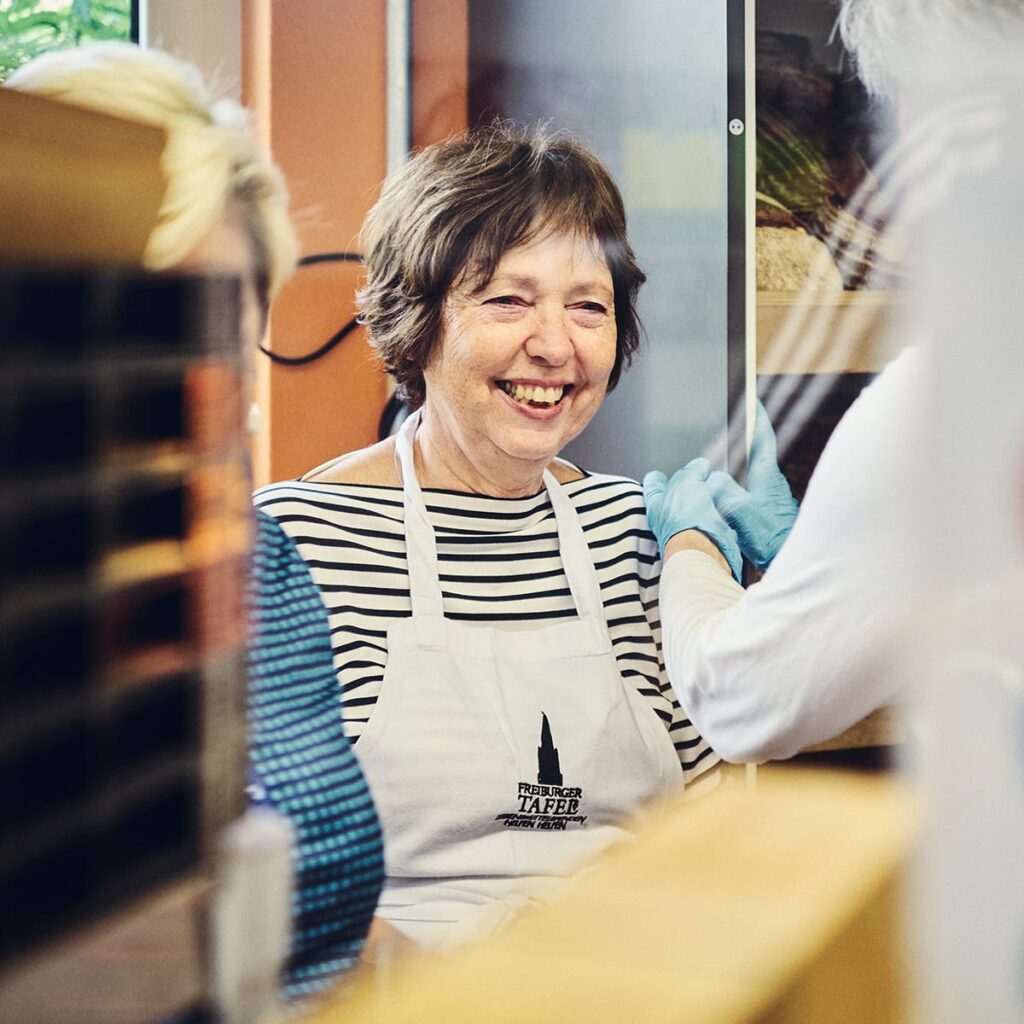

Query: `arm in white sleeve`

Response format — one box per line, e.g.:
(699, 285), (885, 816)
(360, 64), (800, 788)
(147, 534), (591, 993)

(634, 511), (723, 790)
(660, 349), (923, 762)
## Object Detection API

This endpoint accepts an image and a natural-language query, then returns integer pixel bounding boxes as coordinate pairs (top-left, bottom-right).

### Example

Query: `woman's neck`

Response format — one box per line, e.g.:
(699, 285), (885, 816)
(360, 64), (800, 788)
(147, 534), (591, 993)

(412, 408), (548, 498)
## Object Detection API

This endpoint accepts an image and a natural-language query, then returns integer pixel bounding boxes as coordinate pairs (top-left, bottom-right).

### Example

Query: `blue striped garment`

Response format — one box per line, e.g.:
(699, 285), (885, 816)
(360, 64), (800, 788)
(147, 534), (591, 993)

(247, 510), (384, 999)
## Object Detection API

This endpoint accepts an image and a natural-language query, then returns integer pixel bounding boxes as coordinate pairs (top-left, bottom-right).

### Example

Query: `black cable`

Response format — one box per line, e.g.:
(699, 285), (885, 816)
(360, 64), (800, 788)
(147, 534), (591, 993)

(258, 251), (364, 365)
(258, 317), (361, 365)
(297, 251), (363, 267)
(260, 250), (408, 440)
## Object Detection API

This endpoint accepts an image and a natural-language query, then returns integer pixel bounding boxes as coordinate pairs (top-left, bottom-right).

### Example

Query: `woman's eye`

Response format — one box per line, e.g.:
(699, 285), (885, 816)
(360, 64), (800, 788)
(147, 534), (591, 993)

(486, 295), (527, 307)
(569, 301), (609, 321)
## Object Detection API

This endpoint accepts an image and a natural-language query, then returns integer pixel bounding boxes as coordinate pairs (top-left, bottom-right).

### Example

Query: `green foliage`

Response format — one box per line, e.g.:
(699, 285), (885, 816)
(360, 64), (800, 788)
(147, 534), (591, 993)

(0, 0), (132, 82)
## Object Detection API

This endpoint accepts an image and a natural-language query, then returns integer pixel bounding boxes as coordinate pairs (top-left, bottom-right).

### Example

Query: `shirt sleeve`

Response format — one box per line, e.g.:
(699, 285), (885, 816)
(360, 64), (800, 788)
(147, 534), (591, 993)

(635, 509), (722, 789)
(659, 349), (922, 762)
(248, 510), (385, 998)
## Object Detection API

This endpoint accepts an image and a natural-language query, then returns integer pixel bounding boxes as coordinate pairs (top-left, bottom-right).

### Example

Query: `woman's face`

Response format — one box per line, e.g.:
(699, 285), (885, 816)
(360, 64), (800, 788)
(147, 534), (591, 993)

(422, 230), (618, 476)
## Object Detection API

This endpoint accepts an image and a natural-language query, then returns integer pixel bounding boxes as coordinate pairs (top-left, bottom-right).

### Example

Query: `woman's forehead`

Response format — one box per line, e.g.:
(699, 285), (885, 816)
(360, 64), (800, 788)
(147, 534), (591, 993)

(462, 228), (610, 291)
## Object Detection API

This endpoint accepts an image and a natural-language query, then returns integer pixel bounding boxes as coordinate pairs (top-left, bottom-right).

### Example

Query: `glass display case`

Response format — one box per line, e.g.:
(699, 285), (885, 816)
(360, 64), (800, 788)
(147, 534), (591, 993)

(754, 0), (903, 503)
(465, 0), (903, 502)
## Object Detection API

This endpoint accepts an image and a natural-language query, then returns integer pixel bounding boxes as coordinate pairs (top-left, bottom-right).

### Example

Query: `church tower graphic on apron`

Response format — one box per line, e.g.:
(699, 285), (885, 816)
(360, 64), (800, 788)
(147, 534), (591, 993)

(493, 711), (588, 829)
(537, 713), (563, 786)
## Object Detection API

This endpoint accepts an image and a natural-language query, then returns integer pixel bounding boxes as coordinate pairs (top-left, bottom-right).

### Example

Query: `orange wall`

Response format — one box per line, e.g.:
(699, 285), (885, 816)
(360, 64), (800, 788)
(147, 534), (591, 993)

(413, 0), (469, 147)
(245, 0), (467, 486)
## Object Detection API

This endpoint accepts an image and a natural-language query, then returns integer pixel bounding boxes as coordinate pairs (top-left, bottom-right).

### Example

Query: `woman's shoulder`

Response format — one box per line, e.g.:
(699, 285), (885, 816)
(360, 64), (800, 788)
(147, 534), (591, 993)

(252, 442), (403, 519)
(301, 438), (401, 487)
(561, 468), (649, 527)
(561, 469), (658, 565)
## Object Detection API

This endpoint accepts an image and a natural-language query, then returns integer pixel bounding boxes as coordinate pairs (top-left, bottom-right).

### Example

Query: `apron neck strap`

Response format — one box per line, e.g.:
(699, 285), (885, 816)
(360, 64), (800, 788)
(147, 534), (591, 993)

(541, 467), (603, 621)
(395, 410), (445, 618)
(395, 409), (603, 623)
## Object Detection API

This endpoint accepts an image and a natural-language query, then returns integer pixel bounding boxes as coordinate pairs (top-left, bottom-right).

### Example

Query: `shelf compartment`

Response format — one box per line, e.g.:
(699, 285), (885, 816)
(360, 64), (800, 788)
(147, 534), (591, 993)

(756, 290), (906, 375)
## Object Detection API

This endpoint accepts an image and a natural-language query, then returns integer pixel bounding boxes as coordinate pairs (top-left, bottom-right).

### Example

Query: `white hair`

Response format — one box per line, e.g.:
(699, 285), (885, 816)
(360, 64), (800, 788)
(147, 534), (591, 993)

(837, 0), (1023, 97)
(8, 42), (297, 304)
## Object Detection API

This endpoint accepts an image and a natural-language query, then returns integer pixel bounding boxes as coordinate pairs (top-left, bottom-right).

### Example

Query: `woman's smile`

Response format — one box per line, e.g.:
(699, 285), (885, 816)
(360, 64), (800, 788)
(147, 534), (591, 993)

(495, 379), (575, 421)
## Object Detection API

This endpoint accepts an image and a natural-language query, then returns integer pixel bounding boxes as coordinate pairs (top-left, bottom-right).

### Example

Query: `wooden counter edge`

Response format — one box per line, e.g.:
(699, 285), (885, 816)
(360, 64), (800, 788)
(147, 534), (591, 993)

(299, 770), (918, 1024)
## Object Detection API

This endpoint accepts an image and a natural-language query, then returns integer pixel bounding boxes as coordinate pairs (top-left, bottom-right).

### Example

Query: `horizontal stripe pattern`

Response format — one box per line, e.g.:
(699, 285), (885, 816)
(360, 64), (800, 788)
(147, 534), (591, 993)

(255, 473), (719, 787)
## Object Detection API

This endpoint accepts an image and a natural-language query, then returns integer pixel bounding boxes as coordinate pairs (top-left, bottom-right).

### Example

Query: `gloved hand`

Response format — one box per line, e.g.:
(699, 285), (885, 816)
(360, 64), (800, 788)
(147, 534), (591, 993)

(642, 459), (743, 581)
(706, 400), (799, 571)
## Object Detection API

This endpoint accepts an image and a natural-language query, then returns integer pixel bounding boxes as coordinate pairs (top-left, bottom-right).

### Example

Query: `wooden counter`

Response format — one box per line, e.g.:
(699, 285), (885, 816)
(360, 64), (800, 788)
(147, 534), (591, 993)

(300, 771), (917, 1024)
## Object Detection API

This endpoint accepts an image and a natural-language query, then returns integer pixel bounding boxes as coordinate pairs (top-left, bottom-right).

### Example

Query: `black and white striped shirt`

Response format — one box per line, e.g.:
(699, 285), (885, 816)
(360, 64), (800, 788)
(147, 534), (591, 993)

(254, 472), (720, 787)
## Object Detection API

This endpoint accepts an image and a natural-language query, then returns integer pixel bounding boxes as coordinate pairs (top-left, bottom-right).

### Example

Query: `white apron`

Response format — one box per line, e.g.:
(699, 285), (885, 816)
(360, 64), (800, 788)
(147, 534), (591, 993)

(355, 411), (681, 949)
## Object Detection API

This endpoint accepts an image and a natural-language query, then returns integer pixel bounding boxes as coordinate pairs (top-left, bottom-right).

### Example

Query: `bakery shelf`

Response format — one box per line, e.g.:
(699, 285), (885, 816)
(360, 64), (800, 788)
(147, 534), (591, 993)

(801, 706), (904, 753)
(756, 290), (906, 376)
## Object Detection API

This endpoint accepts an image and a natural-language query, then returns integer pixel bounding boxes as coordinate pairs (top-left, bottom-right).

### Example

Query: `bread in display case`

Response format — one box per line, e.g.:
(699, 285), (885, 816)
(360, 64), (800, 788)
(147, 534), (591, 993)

(755, 1), (903, 494)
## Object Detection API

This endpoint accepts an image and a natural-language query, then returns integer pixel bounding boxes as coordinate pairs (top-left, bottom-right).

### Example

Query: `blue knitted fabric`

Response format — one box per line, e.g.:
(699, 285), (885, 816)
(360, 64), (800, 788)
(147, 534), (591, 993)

(247, 510), (384, 999)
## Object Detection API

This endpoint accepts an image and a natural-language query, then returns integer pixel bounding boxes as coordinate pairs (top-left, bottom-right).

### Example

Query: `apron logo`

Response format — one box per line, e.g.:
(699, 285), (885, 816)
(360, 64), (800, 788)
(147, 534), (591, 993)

(537, 712), (562, 785)
(495, 713), (588, 831)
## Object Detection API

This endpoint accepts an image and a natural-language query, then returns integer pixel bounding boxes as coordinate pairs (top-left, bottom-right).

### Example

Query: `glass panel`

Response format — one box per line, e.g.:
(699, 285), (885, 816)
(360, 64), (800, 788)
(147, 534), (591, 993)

(468, 0), (733, 478)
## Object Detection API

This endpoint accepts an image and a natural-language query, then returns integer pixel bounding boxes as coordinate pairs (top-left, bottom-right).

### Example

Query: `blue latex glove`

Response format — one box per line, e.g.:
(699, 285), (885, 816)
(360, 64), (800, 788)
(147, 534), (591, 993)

(706, 400), (799, 571)
(642, 458), (743, 581)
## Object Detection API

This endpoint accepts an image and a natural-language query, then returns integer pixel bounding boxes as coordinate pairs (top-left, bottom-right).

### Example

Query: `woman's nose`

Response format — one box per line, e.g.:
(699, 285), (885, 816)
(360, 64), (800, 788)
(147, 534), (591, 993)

(525, 307), (572, 365)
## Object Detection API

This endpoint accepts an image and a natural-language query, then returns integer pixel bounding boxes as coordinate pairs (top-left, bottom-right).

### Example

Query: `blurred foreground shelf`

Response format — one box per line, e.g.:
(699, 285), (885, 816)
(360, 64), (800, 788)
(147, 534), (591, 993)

(0, 87), (164, 269)
(0, 875), (208, 1024)
(302, 771), (917, 1024)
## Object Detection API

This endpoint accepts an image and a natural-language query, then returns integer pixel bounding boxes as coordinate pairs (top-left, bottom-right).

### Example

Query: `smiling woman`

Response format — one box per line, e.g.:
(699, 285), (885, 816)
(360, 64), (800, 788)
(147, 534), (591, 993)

(255, 123), (720, 954)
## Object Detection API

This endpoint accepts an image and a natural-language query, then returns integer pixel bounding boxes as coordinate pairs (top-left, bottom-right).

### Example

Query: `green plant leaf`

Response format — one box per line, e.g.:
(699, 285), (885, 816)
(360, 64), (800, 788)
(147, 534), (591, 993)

(0, 0), (131, 80)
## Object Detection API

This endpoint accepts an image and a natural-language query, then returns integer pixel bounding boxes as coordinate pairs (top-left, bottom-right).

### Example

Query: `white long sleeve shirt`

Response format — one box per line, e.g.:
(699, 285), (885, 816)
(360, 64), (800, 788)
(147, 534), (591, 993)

(660, 348), (924, 762)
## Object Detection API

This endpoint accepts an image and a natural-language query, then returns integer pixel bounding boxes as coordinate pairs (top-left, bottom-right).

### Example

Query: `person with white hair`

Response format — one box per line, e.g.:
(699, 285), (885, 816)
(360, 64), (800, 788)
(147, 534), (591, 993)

(644, 0), (1024, 763)
(7, 41), (296, 313)
(6, 42), (384, 998)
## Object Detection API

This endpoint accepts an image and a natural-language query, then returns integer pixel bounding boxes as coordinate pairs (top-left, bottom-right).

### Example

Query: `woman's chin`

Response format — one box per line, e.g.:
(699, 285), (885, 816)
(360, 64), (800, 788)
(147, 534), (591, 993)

(494, 419), (589, 469)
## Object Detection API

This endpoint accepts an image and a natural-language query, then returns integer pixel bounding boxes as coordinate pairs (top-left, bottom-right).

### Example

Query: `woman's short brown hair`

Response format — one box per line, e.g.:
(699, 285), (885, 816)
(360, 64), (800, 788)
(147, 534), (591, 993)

(358, 123), (646, 408)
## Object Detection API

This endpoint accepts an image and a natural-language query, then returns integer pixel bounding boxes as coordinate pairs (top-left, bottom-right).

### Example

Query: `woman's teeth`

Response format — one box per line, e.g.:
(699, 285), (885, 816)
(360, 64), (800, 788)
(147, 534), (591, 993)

(500, 381), (566, 406)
